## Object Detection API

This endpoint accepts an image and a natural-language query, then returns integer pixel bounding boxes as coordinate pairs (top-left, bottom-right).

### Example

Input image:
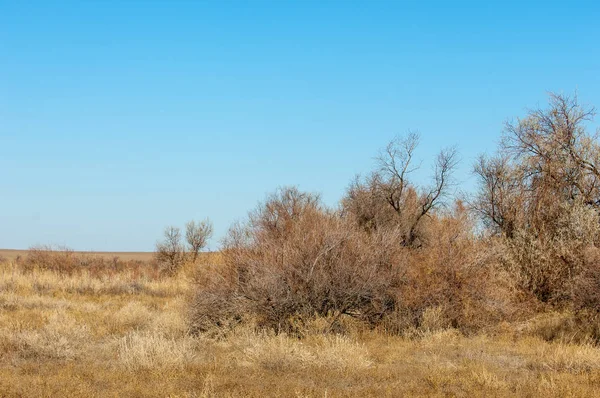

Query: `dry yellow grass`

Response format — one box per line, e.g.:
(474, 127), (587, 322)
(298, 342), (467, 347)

(2, 259), (600, 397)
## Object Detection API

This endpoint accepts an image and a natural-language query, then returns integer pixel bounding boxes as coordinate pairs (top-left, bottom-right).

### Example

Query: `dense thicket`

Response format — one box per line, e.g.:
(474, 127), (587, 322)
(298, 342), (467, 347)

(190, 93), (600, 336)
(472, 94), (600, 307)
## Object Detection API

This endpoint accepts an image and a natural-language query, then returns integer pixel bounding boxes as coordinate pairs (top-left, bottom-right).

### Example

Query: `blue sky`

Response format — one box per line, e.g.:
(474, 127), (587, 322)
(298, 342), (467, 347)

(1, 1), (599, 251)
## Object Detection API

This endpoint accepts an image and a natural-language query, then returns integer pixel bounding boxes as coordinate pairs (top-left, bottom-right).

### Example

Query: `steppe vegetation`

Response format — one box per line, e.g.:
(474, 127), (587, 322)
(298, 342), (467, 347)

(3, 93), (600, 397)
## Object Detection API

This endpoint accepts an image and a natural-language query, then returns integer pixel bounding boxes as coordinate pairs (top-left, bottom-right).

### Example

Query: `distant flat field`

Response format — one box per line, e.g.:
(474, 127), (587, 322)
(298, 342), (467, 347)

(0, 249), (154, 261)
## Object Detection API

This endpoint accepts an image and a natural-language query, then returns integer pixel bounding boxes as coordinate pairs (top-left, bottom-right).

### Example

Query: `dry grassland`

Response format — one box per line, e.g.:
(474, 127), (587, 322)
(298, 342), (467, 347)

(0, 249), (155, 262)
(1, 258), (600, 397)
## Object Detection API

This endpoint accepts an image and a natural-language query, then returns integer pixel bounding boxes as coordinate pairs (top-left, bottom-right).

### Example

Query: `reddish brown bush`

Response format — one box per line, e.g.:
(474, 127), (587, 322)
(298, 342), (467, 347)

(191, 94), (600, 336)
(22, 245), (78, 274)
(393, 203), (525, 334)
(21, 245), (162, 280)
(190, 187), (405, 334)
(189, 189), (518, 336)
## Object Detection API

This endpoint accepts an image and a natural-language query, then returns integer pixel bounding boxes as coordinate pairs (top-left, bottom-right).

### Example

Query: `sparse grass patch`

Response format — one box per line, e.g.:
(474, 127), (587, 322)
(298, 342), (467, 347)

(117, 330), (198, 371)
(110, 301), (153, 332)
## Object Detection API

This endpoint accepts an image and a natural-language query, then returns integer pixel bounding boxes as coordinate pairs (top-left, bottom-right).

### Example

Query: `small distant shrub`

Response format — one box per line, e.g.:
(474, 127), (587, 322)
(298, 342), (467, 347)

(186, 219), (213, 263)
(24, 245), (78, 274)
(155, 226), (186, 275)
(21, 245), (161, 279)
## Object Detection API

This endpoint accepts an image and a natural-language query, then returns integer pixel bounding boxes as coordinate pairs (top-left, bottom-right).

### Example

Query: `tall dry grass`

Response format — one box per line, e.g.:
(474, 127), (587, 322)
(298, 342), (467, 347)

(2, 252), (600, 397)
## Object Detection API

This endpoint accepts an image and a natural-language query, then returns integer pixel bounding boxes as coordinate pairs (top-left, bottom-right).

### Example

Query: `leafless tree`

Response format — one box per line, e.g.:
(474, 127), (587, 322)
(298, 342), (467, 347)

(155, 226), (185, 274)
(186, 219), (213, 263)
(376, 132), (421, 214)
(408, 145), (460, 244)
(473, 93), (600, 237)
(472, 92), (600, 303)
(502, 93), (600, 209)
(343, 132), (459, 247)
(472, 154), (525, 238)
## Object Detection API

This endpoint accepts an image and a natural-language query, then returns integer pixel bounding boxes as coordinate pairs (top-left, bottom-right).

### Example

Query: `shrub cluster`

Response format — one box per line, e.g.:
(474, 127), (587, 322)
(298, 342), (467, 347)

(190, 92), (600, 337)
(189, 191), (517, 335)
(155, 219), (213, 275)
(19, 245), (162, 279)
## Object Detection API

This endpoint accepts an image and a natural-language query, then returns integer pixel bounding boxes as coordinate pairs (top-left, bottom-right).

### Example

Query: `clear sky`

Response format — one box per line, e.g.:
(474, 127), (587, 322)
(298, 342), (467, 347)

(1, 1), (599, 251)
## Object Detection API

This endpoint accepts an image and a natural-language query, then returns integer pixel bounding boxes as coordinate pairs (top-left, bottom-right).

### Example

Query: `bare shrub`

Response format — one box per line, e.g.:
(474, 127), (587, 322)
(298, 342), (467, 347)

(385, 202), (524, 335)
(190, 188), (516, 336)
(190, 187), (404, 334)
(188, 259), (245, 335)
(24, 245), (78, 274)
(500, 200), (600, 304)
(571, 248), (600, 314)
(155, 226), (186, 275)
(21, 245), (161, 279)
(185, 219), (213, 263)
